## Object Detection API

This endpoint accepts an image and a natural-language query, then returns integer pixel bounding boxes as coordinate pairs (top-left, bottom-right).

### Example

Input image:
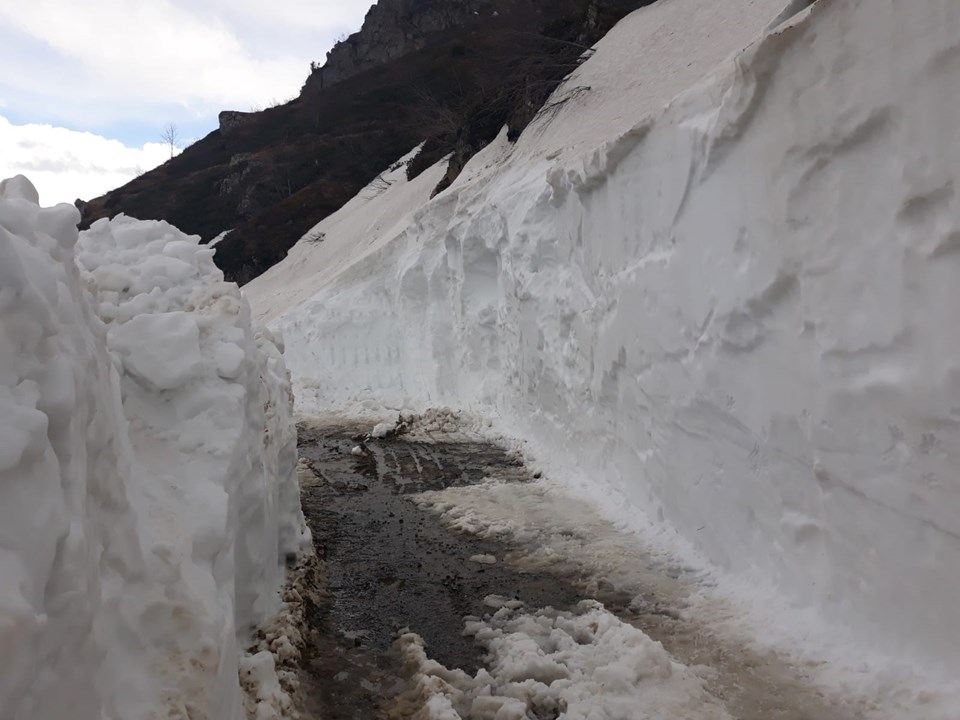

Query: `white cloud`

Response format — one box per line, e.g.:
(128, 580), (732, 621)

(0, 115), (170, 205)
(0, 0), (371, 125)
(206, 0), (369, 32)
(0, 1), (372, 204)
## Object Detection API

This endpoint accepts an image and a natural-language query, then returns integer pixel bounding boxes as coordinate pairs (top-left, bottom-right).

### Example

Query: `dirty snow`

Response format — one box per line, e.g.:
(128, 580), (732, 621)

(372, 420), (398, 438)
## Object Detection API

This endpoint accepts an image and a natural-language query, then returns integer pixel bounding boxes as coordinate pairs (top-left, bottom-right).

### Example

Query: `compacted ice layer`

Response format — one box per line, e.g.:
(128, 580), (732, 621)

(247, 0), (960, 683)
(0, 175), (305, 720)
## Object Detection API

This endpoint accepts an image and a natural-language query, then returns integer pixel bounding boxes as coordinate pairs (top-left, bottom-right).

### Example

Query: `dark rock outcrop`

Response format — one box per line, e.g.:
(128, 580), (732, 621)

(304, 0), (492, 92)
(80, 0), (651, 285)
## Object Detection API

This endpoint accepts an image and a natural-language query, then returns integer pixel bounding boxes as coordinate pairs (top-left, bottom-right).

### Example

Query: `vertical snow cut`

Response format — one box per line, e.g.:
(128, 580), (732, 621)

(0, 177), (150, 719)
(0, 175), (307, 720)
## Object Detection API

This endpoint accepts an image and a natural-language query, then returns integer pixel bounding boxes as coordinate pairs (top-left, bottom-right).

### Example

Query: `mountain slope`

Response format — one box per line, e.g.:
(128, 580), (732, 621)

(78, 0), (651, 284)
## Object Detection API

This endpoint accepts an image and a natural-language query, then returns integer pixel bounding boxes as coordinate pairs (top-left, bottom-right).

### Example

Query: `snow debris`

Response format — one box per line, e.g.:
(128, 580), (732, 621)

(240, 652), (292, 720)
(240, 553), (322, 720)
(393, 601), (731, 720)
(468, 554), (498, 565)
(0, 179), (306, 719)
(405, 408), (463, 436)
(483, 595), (525, 611)
(352, 445), (365, 456)
(372, 420), (399, 438)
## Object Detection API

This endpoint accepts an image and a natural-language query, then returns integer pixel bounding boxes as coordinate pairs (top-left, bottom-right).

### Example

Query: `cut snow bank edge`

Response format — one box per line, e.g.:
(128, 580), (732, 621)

(249, 0), (960, 689)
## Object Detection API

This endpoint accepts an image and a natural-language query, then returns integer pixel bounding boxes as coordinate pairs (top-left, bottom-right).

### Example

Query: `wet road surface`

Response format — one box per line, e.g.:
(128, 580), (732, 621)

(293, 421), (870, 720)
(295, 423), (583, 719)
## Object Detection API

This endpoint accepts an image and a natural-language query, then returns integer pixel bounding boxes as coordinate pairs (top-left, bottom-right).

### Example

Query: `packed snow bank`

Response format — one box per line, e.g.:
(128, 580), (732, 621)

(247, 0), (960, 691)
(394, 600), (730, 719)
(0, 176), (153, 719)
(0, 175), (306, 719)
(77, 214), (309, 718)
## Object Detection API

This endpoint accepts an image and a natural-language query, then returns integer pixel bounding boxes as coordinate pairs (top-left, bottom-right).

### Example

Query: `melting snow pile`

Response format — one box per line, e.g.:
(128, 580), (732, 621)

(246, 0), (960, 690)
(0, 175), (306, 720)
(395, 600), (729, 720)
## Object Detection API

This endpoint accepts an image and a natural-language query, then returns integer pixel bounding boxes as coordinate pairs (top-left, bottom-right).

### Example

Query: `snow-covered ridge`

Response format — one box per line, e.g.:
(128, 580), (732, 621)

(246, 0), (960, 686)
(0, 176), (305, 719)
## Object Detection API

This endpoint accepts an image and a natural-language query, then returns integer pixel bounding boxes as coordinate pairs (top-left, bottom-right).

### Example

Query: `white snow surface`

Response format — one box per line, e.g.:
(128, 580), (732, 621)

(0, 176), (306, 720)
(248, 143), (446, 327)
(396, 601), (731, 720)
(245, 0), (960, 690)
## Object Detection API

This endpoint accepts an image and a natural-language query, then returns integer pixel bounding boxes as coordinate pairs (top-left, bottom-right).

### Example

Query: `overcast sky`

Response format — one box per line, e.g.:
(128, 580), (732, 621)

(0, 0), (372, 205)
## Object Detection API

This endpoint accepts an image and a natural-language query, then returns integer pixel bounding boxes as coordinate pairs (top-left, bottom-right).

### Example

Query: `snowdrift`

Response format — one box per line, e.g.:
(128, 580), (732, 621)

(246, 0), (960, 680)
(0, 175), (306, 720)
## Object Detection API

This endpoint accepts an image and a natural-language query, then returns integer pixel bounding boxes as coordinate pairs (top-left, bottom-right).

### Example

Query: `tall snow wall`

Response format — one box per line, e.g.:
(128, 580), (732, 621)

(254, 0), (960, 674)
(0, 175), (306, 719)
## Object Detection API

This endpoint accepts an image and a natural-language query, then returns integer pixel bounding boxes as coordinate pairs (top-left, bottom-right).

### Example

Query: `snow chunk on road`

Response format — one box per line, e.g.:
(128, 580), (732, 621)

(395, 601), (730, 719)
(483, 595), (524, 610)
(371, 420), (397, 438)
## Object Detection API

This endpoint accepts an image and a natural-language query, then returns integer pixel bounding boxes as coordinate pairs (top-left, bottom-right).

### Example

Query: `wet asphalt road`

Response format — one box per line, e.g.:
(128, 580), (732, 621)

(295, 424), (582, 719)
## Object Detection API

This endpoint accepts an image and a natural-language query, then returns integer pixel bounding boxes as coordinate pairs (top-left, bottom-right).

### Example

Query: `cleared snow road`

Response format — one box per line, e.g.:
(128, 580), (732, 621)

(289, 418), (869, 720)
(294, 421), (584, 718)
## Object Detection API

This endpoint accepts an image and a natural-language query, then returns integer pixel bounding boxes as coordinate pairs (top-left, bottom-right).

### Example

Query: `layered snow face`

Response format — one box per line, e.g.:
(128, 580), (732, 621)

(249, 0), (960, 676)
(0, 176), (305, 719)
(0, 177), (152, 719)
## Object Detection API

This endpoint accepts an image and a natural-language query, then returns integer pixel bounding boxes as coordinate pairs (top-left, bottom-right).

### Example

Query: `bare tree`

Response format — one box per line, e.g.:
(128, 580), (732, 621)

(161, 122), (180, 158)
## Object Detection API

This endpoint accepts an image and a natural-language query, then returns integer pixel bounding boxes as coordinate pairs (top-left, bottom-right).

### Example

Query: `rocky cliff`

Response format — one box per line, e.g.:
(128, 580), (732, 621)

(79, 0), (650, 284)
(305, 0), (493, 91)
